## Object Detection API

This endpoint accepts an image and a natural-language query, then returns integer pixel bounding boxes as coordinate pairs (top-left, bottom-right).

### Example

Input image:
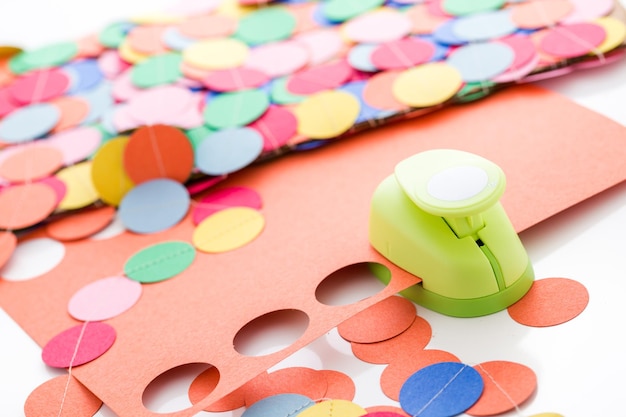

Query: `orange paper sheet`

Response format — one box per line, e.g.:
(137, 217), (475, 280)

(1, 84), (626, 416)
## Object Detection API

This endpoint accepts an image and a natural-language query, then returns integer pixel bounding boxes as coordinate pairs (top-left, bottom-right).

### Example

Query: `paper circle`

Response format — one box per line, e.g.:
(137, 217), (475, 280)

(287, 60), (353, 95)
(298, 400), (367, 417)
(0, 182), (58, 230)
(337, 295), (416, 343)
(540, 23), (607, 58)
(183, 38), (249, 70)
(195, 127), (264, 176)
(370, 37), (436, 70)
(0, 238), (65, 281)
(348, 44), (378, 72)
(0, 146), (64, 183)
(119, 179), (190, 234)
(452, 10), (517, 42)
(189, 366), (246, 412)
(362, 70), (409, 112)
(393, 62), (463, 108)
(41, 322), (116, 368)
(594, 17), (626, 53)
(294, 90), (360, 139)
(178, 13), (237, 39)
(55, 161), (100, 211)
(343, 9), (412, 43)
(124, 240), (196, 283)
(9, 42), (77, 74)
(203, 67), (269, 92)
(46, 125), (103, 165)
(428, 166), (489, 201)
(447, 42), (515, 82)
(562, 0), (615, 24)
(235, 6), (296, 45)
(322, 0), (384, 22)
(242, 394), (314, 417)
(68, 276), (142, 321)
(91, 136), (135, 206)
(507, 277), (589, 327)
(293, 29), (344, 66)
(0, 231), (17, 269)
(24, 375), (103, 417)
(443, 0), (506, 16)
(131, 52), (182, 88)
(8, 68), (69, 104)
(50, 96), (90, 132)
(466, 361), (537, 416)
(0, 103), (59, 144)
(193, 207), (265, 253)
(399, 362), (483, 417)
(510, 0), (573, 29)
(126, 25), (169, 55)
(245, 40), (309, 78)
(124, 124), (194, 185)
(46, 206), (116, 241)
(203, 89), (269, 129)
(248, 105), (297, 152)
(192, 186), (262, 225)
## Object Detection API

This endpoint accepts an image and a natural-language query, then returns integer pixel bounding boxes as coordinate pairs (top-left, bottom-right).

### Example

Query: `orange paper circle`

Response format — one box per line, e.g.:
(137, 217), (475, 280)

(508, 277), (589, 327)
(0, 230), (17, 268)
(188, 366), (247, 412)
(363, 70), (410, 112)
(24, 375), (102, 417)
(124, 124), (194, 185)
(466, 361), (537, 416)
(243, 367), (327, 406)
(0, 146), (64, 183)
(46, 206), (116, 241)
(0, 182), (58, 229)
(337, 295), (416, 343)
(380, 349), (461, 401)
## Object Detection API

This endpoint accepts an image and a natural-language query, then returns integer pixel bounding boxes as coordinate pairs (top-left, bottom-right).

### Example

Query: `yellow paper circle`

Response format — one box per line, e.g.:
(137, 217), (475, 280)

(118, 39), (149, 64)
(56, 161), (100, 211)
(294, 90), (360, 139)
(192, 207), (265, 253)
(183, 38), (249, 70)
(593, 16), (626, 54)
(392, 62), (463, 108)
(298, 400), (367, 417)
(90, 136), (134, 206)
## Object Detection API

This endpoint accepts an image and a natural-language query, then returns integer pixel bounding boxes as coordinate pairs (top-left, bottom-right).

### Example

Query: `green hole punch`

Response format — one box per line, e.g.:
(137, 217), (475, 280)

(369, 149), (534, 317)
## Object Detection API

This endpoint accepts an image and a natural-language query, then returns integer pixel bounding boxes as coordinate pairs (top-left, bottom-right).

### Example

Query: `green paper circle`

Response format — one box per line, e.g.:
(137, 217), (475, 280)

(9, 42), (78, 74)
(235, 7), (296, 45)
(270, 77), (306, 105)
(131, 53), (182, 88)
(185, 125), (215, 150)
(322, 0), (385, 22)
(124, 241), (196, 283)
(99, 21), (134, 49)
(443, 0), (506, 16)
(203, 89), (269, 129)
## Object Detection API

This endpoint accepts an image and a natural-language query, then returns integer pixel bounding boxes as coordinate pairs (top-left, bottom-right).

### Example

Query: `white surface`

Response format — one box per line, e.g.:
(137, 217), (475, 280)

(2, 1), (626, 416)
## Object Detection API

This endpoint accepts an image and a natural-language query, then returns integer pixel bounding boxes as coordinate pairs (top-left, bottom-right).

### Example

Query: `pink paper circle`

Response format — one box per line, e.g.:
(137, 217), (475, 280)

(540, 23), (607, 58)
(293, 29), (344, 66)
(245, 41), (310, 78)
(39, 176), (67, 204)
(8, 69), (70, 105)
(498, 35), (537, 70)
(42, 322), (116, 368)
(192, 186), (262, 225)
(112, 69), (142, 102)
(248, 105), (298, 152)
(287, 59), (353, 95)
(203, 67), (269, 92)
(561, 0), (614, 24)
(46, 126), (102, 165)
(126, 85), (197, 125)
(68, 276), (143, 321)
(370, 37), (436, 70)
(343, 10), (412, 43)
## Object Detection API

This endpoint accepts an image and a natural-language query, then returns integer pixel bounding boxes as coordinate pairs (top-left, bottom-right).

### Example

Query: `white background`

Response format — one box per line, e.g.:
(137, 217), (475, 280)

(2, 1), (626, 416)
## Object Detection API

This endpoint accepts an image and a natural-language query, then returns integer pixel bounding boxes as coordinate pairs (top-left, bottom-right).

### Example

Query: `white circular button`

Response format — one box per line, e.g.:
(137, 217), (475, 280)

(426, 165), (489, 202)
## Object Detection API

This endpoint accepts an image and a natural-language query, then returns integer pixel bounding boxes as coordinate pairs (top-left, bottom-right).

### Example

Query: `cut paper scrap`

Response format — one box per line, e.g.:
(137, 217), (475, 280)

(2, 85), (626, 417)
(507, 277), (589, 327)
(24, 375), (103, 417)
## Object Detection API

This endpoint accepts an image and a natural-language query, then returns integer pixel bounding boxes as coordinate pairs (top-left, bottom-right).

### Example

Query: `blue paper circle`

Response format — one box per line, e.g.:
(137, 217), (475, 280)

(0, 103), (60, 143)
(119, 179), (190, 234)
(447, 42), (515, 82)
(452, 10), (517, 42)
(347, 44), (378, 72)
(399, 362), (484, 417)
(162, 27), (196, 51)
(195, 127), (263, 176)
(433, 19), (467, 46)
(63, 59), (104, 94)
(241, 394), (314, 417)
